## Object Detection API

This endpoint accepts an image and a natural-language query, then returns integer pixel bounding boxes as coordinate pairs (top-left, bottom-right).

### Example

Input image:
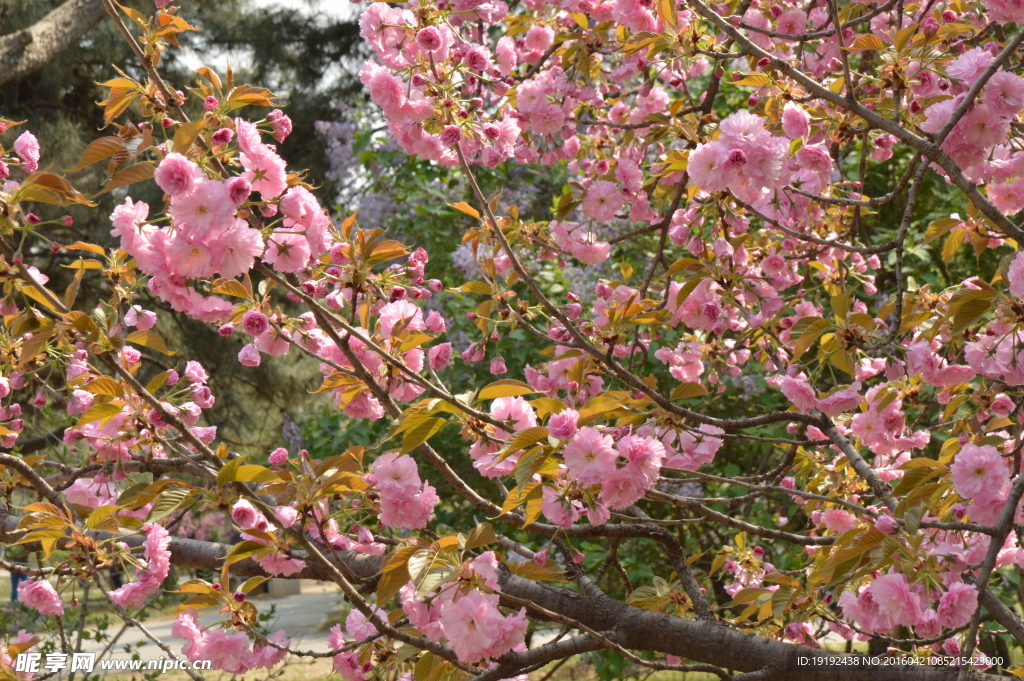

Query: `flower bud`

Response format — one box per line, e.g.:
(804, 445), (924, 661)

(212, 128), (234, 146)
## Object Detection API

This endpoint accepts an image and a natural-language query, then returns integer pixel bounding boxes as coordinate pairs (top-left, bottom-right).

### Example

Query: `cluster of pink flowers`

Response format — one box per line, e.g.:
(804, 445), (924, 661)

(110, 118), (328, 324)
(229, 499), (307, 576)
(109, 523), (172, 609)
(13, 0), (1024, 666)
(689, 111), (794, 203)
(849, 384), (931, 475)
(949, 443), (1012, 525)
(840, 572), (978, 638)
(174, 609), (289, 673)
(401, 578), (527, 664)
(366, 452), (440, 529)
(62, 356), (218, 462)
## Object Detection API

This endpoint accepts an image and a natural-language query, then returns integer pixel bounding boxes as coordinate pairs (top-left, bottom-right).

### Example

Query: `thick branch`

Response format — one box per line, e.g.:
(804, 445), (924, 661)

(0, 0), (106, 87)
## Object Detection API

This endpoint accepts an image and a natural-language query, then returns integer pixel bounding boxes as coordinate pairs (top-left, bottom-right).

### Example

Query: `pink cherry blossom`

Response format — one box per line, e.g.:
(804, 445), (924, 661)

(154, 153), (202, 196)
(563, 427), (617, 485)
(950, 443), (1009, 500)
(548, 409), (579, 439)
(13, 131), (39, 174)
(936, 581), (978, 628)
(18, 579), (64, 616)
(582, 180), (624, 221)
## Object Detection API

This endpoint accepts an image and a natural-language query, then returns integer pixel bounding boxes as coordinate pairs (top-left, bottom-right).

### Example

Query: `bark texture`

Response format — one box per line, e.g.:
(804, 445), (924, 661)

(0, 0), (105, 86)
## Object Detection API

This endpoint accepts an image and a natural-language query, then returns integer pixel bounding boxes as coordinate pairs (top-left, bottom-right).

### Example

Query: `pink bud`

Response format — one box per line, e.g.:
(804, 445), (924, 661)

(212, 128), (234, 146)
(489, 357), (507, 375)
(533, 548), (549, 566)
(428, 343), (453, 371)
(440, 125), (463, 148)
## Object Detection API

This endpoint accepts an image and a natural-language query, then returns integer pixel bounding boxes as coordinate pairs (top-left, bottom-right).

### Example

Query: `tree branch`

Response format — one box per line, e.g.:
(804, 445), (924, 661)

(0, 0), (106, 87)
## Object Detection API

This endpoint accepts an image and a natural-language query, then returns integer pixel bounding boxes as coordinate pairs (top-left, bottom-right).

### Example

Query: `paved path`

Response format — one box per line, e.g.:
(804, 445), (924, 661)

(78, 581), (343, 661)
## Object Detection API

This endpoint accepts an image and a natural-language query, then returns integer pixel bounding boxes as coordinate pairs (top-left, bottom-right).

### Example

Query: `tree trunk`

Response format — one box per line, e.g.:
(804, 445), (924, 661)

(0, 0), (106, 87)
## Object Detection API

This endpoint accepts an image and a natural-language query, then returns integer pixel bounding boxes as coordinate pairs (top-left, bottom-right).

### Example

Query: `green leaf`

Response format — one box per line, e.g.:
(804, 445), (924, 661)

(849, 34), (885, 50)
(401, 416), (447, 454)
(941, 230), (965, 263)
(239, 576), (269, 594)
(730, 73), (773, 87)
(454, 281), (492, 295)
(76, 401), (125, 428)
(146, 487), (195, 523)
(950, 298), (991, 336)
(671, 382), (708, 400)
(462, 522), (496, 551)
(792, 318), (830, 359)
(478, 380), (535, 401)
(414, 652), (436, 681)
(99, 162), (155, 195)
(224, 540), (273, 566)
(125, 329), (175, 355)
(64, 136), (124, 172)
(501, 427), (550, 459)
(216, 456), (246, 487)
(377, 545), (420, 602)
(924, 217), (961, 244)
(86, 505), (121, 530)
(173, 120), (209, 154)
